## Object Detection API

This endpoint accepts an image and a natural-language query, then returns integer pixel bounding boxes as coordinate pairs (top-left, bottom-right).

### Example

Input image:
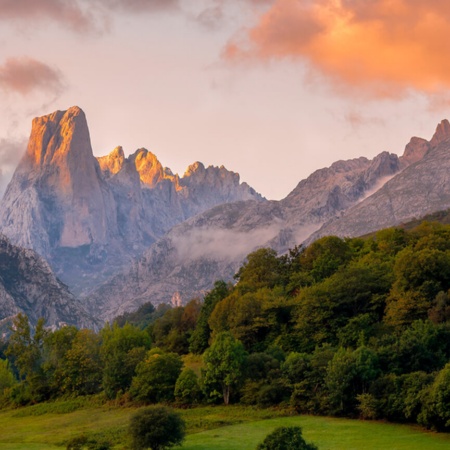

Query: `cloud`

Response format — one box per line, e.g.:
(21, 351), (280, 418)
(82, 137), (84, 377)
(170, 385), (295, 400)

(0, 57), (64, 96)
(0, 0), (179, 33)
(224, 0), (450, 97)
(172, 223), (282, 262)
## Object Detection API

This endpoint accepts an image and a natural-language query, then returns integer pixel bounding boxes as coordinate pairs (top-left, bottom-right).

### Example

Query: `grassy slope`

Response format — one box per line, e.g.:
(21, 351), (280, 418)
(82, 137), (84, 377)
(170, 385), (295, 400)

(1, 402), (450, 449)
(184, 415), (450, 450)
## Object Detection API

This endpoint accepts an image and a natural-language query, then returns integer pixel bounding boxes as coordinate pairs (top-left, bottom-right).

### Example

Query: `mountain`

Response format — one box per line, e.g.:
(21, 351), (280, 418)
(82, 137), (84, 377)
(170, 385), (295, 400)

(0, 107), (263, 295)
(89, 150), (405, 321)
(0, 234), (95, 334)
(310, 120), (450, 241)
(2, 106), (447, 323)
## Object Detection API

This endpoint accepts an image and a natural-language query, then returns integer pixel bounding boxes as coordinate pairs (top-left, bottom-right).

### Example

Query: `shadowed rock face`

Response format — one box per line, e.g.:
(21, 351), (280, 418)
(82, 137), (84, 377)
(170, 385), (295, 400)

(89, 150), (406, 321)
(0, 234), (96, 332)
(309, 120), (450, 242)
(0, 107), (264, 295)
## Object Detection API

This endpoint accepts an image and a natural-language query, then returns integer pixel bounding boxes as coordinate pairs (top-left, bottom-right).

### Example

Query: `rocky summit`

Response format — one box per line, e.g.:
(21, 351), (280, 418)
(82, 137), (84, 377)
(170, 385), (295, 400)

(0, 107), (263, 296)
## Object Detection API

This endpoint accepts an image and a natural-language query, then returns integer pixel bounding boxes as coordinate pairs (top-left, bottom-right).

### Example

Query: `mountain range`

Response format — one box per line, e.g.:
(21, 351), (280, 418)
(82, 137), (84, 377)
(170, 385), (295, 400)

(1, 107), (449, 326)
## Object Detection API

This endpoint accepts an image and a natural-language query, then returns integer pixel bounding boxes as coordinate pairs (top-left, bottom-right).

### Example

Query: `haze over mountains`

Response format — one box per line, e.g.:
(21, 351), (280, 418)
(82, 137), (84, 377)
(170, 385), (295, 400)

(1, 106), (450, 326)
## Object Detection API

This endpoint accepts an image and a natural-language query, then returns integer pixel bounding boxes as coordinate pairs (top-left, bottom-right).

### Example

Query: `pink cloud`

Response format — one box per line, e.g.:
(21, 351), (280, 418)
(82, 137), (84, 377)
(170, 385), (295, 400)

(0, 0), (179, 33)
(0, 57), (64, 96)
(224, 0), (450, 97)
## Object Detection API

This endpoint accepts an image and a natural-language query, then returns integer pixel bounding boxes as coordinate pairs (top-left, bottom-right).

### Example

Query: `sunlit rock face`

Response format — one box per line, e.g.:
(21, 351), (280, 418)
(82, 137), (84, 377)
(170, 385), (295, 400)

(0, 106), (114, 256)
(0, 107), (264, 295)
(0, 234), (96, 332)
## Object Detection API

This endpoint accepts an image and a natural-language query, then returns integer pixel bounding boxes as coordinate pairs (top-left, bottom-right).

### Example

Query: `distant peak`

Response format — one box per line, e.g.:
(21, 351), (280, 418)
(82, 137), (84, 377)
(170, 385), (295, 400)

(430, 119), (450, 146)
(184, 161), (205, 177)
(109, 146), (125, 159)
(97, 146), (125, 176)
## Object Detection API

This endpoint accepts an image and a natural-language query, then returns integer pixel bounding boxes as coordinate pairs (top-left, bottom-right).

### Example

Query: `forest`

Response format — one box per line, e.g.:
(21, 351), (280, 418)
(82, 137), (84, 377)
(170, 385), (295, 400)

(2, 221), (450, 433)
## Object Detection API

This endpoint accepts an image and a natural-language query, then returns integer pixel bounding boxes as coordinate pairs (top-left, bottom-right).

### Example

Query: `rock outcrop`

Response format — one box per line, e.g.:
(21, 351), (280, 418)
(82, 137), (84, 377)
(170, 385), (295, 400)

(0, 234), (95, 334)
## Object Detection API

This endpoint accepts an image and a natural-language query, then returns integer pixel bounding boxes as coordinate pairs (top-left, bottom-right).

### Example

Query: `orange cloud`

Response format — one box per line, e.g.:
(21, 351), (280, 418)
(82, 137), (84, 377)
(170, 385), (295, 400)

(0, 58), (64, 96)
(224, 0), (450, 96)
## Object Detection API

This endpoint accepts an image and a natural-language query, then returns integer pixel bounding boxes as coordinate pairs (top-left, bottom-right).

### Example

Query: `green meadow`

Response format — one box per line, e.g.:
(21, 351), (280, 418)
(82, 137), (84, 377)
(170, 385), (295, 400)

(1, 402), (450, 449)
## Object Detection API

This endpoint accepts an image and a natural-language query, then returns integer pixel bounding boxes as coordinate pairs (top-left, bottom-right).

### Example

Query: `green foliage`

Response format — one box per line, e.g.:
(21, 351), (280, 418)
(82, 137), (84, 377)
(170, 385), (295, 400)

(130, 349), (182, 403)
(203, 332), (247, 405)
(58, 329), (102, 396)
(0, 358), (16, 396)
(6, 314), (50, 403)
(114, 302), (156, 328)
(189, 281), (232, 354)
(174, 368), (202, 405)
(150, 299), (201, 354)
(300, 236), (352, 282)
(128, 406), (185, 450)
(418, 363), (450, 431)
(100, 322), (150, 399)
(256, 426), (318, 450)
(235, 248), (283, 293)
(66, 434), (111, 450)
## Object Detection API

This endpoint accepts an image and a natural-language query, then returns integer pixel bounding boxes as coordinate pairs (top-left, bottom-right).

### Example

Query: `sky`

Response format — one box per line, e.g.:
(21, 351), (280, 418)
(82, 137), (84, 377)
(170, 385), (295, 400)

(1, 0), (450, 200)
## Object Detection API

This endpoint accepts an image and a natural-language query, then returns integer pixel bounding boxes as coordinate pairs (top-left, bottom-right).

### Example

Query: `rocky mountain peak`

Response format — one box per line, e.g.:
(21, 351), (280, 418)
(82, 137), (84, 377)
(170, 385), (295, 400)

(184, 161), (205, 177)
(131, 148), (167, 188)
(400, 137), (430, 168)
(0, 106), (111, 253)
(24, 106), (90, 173)
(97, 146), (125, 177)
(430, 119), (450, 147)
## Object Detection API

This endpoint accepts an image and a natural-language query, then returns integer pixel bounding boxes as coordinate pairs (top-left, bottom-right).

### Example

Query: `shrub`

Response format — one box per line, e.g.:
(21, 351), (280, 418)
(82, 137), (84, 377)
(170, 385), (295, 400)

(129, 406), (185, 450)
(256, 426), (318, 450)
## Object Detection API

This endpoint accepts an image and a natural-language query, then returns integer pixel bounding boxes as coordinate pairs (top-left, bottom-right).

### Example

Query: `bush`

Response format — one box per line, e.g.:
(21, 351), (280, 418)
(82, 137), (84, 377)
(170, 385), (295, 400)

(66, 435), (111, 450)
(256, 426), (318, 450)
(129, 406), (185, 450)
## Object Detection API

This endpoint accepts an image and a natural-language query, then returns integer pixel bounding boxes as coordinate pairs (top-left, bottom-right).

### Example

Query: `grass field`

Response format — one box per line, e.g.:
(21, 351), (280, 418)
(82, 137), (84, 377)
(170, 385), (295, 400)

(184, 415), (450, 450)
(1, 401), (450, 449)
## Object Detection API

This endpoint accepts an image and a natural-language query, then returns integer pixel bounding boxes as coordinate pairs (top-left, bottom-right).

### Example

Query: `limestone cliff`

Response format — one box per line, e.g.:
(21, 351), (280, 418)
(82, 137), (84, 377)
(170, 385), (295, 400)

(0, 234), (96, 333)
(0, 107), (264, 295)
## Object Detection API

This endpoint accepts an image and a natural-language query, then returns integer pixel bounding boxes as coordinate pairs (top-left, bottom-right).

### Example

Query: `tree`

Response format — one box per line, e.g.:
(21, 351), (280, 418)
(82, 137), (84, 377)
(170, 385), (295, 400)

(189, 281), (232, 354)
(235, 248), (281, 293)
(256, 426), (318, 450)
(174, 368), (202, 405)
(418, 363), (450, 431)
(0, 358), (16, 401)
(6, 314), (49, 402)
(130, 349), (182, 403)
(128, 406), (185, 450)
(100, 322), (150, 399)
(59, 329), (102, 396)
(202, 332), (247, 405)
